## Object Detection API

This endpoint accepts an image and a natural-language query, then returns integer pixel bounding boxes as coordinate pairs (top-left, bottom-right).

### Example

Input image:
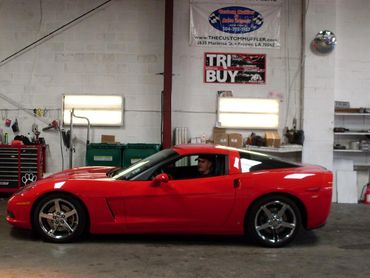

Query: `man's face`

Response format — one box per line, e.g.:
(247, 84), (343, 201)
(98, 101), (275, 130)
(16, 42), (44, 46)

(197, 158), (212, 175)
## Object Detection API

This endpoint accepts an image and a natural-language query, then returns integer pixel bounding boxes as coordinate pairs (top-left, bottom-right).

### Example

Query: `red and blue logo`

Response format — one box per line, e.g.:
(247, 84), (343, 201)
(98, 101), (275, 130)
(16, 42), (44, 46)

(209, 6), (263, 34)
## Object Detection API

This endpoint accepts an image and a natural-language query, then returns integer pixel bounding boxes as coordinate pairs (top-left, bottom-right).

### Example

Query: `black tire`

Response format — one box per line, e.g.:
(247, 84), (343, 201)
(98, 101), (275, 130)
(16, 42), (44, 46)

(32, 193), (87, 243)
(246, 195), (301, 247)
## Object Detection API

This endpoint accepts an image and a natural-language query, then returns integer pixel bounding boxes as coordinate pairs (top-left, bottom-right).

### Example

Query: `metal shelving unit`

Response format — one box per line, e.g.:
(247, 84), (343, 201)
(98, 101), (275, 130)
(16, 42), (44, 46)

(334, 132), (370, 135)
(333, 112), (370, 155)
(333, 111), (370, 203)
(333, 149), (366, 153)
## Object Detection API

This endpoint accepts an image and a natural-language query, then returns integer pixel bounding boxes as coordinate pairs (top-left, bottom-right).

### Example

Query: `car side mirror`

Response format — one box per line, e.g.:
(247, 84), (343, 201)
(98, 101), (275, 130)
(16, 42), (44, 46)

(153, 173), (169, 186)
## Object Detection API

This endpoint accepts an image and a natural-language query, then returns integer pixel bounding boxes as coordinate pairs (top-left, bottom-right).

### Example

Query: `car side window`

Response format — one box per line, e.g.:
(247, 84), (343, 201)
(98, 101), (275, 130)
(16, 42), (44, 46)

(239, 151), (299, 173)
(158, 154), (227, 180)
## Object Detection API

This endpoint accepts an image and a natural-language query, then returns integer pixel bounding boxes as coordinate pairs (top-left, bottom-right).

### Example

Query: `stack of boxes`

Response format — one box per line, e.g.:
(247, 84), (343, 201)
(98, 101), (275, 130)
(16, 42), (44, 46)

(213, 128), (281, 148)
(212, 128), (243, 148)
(213, 128), (243, 148)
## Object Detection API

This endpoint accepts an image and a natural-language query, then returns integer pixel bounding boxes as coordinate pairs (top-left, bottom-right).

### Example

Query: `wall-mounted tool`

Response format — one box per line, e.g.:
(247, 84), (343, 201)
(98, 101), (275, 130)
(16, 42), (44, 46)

(42, 120), (59, 131)
(68, 108), (90, 169)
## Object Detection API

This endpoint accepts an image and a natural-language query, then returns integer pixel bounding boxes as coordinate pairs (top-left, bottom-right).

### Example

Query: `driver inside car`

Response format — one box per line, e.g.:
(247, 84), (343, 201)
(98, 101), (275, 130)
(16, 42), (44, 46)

(196, 154), (215, 177)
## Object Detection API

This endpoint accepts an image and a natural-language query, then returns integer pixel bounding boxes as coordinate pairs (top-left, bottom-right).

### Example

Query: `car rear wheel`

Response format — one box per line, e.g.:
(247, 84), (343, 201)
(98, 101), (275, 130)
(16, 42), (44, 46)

(246, 195), (301, 247)
(32, 193), (86, 243)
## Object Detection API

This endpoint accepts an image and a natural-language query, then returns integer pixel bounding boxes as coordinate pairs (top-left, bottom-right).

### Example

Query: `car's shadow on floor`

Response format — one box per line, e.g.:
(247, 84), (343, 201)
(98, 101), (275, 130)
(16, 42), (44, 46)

(86, 229), (319, 247)
(9, 227), (40, 242)
(87, 233), (251, 247)
(9, 226), (319, 247)
(294, 229), (320, 245)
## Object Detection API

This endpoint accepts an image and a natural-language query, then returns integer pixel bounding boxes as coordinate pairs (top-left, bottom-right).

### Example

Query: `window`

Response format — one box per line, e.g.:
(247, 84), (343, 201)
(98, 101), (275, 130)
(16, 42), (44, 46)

(63, 95), (123, 126)
(239, 151), (300, 173)
(154, 154), (227, 180)
(112, 149), (179, 180)
(217, 97), (279, 129)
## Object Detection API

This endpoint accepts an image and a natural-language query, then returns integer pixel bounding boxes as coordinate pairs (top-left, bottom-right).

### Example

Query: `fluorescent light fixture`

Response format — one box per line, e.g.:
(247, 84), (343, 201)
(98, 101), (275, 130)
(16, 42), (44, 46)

(217, 97), (279, 129)
(63, 95), (123, 126)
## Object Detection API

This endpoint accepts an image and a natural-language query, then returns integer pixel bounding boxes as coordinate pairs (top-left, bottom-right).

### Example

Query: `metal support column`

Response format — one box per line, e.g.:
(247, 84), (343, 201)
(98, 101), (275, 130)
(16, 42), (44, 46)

(162, 0), (173, 148)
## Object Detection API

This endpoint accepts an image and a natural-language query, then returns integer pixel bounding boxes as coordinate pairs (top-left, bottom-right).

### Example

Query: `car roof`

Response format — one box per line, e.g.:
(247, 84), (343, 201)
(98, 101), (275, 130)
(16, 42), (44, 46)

(171, 144), (301, 168)
(173, 144), (240, 155)
(172, 144), (297, 162)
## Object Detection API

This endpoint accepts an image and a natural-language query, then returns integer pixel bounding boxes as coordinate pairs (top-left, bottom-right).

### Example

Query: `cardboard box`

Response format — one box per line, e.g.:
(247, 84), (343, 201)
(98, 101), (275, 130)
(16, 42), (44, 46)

(101, 135), (116, 144)
(213, 127), (226, 136)
(213, 127), (227, 145)
(228, 133), (243, 148)
(214, 133), (228, 146)
(265, 131), (281, 148)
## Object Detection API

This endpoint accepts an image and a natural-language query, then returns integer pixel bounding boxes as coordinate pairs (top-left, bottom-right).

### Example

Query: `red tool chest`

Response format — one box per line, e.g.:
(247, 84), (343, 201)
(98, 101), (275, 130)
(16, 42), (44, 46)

(0, 144), (45, 193)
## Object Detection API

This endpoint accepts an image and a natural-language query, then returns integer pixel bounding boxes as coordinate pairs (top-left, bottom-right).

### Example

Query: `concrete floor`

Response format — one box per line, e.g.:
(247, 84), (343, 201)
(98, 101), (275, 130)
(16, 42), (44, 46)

(0, 195), (370, 278)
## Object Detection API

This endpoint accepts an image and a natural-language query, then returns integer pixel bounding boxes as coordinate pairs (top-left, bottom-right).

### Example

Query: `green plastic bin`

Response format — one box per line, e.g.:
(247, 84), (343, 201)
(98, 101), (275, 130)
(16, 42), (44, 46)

(86, 143), (124, 167)
(122, 143), (161, 167)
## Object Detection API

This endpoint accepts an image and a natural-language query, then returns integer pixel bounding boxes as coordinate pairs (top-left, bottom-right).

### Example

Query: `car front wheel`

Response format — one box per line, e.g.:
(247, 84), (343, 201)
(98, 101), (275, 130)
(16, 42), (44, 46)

(246, 195), (301, 247)
(32, 193), (86, 243)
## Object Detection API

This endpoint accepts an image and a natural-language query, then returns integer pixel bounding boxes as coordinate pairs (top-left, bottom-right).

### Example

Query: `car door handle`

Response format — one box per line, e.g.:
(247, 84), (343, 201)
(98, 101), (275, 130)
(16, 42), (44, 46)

(233, 178), (241, 188)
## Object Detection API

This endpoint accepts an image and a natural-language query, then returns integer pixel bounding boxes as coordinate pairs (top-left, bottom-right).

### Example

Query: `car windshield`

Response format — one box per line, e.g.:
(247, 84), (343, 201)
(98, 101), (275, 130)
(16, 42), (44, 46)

(111, 148), (178, 180)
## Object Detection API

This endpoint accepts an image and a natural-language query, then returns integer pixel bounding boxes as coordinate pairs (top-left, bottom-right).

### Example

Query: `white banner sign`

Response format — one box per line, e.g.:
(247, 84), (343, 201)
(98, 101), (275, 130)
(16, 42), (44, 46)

(190, 1), (281, 49)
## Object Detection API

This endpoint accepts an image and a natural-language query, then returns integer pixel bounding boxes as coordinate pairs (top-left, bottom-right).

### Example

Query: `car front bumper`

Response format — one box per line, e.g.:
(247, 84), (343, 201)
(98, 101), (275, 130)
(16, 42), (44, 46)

(6, 194), (33, 230)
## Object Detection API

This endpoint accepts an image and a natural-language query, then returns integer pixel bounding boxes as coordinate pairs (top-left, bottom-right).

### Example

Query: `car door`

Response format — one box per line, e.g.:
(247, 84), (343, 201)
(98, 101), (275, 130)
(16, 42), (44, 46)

(122, 154), (237, 233)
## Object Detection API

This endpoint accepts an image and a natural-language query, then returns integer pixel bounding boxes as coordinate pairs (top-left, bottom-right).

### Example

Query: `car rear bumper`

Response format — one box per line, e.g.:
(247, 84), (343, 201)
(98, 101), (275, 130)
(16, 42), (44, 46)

(306, 173), (333, 229)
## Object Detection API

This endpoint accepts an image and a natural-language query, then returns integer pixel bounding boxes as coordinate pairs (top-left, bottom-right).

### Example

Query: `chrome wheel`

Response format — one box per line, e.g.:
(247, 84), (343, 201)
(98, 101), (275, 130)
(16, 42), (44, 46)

(246, 195), (301, 247)
(254, 200), (296, 245)
(38, 198), (79, 240)
(33, 194), (86, 243)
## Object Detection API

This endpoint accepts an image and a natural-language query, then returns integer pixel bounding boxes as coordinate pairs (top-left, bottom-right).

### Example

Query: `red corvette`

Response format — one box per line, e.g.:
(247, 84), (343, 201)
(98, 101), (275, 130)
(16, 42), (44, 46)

(7, 144), (332, 247)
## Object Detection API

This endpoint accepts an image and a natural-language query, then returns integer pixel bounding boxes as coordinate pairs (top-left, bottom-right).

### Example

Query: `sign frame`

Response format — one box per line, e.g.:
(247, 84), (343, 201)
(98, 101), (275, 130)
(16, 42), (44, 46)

(204, 52), (266, 84)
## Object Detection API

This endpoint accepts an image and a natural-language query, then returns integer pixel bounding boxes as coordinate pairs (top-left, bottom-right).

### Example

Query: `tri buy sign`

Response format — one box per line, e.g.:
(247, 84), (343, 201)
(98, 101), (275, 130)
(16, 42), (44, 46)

(204, 52), (266, 84)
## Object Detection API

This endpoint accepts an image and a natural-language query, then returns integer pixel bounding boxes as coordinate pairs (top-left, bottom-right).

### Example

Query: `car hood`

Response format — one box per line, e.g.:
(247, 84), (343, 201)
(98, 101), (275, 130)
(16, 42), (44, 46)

(44, 166), (116, 180)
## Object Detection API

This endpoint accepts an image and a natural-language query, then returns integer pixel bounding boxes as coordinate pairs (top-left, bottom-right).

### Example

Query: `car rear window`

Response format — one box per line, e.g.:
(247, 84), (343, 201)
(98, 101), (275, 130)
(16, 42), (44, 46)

(239, 151), (301, 173)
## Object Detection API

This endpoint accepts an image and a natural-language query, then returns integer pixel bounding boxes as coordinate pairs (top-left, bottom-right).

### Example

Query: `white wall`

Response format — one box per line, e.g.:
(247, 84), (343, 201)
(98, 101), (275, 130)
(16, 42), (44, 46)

(0, 0), (164, 173)
(0, 0), (304, 174)
(334, 0), (370, 200)
(301, 0), (336, 170)
(335, 0), (370, 106)
(172, 0), (303, 141)
(301, 0), (370, 201)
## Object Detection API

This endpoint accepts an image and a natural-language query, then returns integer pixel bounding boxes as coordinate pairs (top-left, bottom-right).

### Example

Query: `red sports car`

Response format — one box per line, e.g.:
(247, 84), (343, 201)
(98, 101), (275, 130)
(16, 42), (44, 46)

(6, 144), (333, 247)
